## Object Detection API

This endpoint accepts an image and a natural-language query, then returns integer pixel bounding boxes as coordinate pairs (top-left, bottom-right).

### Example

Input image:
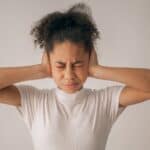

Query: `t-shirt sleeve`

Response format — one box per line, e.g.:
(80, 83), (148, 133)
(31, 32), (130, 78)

(15, 84), (41, 129)
(99, 85), (127, 125)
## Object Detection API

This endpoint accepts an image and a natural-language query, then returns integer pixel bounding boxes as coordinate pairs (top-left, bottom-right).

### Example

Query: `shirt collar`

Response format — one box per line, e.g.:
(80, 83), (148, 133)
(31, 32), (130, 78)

(54, 86), (86, 105)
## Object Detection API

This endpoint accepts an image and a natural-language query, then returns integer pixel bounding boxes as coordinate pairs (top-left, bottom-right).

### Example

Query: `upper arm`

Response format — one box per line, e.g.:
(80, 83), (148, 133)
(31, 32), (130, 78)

(119, 86), (150, 107)
(0, 85), (21, 106)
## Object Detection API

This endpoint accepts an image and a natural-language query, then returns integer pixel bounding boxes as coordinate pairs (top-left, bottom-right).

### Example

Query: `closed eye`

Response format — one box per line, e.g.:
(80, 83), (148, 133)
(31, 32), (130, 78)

(56, 66), (64, 68)
(74, 64), (83, 67)
(56, 65), (83, 68)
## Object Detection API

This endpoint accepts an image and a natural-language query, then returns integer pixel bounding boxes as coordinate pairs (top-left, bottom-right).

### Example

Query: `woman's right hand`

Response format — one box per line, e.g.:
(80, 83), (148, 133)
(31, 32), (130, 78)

(41, 51), (52, 77)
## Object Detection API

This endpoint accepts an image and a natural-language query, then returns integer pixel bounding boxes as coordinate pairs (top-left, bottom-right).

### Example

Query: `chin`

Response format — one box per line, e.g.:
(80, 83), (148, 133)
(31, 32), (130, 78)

(66, 87), (83, 93)
(65, 90), (76, 93)
(59, 84), (82, 93)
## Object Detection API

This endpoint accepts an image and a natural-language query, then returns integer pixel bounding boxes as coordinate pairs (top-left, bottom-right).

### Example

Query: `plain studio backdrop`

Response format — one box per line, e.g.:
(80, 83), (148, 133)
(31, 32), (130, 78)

(0, 0), (150, 150)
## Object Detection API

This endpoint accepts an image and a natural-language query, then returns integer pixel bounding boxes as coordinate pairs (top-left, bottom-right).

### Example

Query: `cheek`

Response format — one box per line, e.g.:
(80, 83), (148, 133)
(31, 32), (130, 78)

(51, 69), (61, 79)
(76, 67), (89, 79)
(82, 64), (89, 74)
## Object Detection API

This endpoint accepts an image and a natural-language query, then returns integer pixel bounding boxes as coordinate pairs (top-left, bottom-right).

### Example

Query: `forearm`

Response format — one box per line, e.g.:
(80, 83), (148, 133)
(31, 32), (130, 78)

(0, 64), (48, 89)
(92, 65), (150, 92)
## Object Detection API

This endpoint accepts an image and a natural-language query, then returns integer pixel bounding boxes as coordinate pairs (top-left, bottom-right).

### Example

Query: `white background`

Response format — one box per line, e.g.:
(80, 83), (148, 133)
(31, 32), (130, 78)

(0, 0), (150, 150)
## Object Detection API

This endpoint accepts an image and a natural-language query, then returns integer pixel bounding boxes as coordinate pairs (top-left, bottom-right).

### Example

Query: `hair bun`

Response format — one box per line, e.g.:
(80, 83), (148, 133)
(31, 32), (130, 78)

(67, 2), (92, 17)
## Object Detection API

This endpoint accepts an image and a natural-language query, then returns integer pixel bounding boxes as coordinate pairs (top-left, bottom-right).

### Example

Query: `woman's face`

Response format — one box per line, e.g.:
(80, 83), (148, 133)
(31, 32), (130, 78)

(49, 40), (89, 93)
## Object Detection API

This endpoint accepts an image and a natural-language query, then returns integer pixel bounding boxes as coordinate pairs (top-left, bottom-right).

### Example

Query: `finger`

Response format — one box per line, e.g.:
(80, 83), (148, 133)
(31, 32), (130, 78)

(42, 51), (50, 64)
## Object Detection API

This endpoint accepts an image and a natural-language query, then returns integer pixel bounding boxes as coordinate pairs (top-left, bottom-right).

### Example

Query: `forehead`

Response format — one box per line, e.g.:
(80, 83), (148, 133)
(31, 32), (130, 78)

(50, 41), (88, 62)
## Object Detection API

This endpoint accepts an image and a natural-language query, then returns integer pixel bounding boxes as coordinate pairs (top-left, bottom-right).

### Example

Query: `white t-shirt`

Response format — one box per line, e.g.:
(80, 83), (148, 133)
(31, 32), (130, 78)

(16, 85), (126, 150)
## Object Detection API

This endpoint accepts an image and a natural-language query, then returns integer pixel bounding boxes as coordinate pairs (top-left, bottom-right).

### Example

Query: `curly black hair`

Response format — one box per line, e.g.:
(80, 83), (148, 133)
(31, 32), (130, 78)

(30, 2), (100, 56)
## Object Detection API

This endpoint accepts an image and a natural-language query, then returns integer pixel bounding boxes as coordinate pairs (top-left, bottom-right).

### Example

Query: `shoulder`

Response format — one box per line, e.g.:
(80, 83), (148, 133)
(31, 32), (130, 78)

(84, 85), (125, 99)
(16, 84), (55, 98)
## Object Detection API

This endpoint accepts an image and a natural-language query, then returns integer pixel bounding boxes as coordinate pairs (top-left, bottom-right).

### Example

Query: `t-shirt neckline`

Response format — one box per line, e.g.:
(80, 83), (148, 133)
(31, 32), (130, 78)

(54, 86), (86, 106)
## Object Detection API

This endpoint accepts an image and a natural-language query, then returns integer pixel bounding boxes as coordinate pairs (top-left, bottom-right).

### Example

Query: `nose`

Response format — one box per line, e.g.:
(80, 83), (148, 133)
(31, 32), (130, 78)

(64, 66), (76, 81)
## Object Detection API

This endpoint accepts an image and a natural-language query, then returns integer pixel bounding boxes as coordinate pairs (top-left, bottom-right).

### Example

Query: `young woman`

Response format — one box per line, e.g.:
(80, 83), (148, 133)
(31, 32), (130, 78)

(0, 2), (150, 150)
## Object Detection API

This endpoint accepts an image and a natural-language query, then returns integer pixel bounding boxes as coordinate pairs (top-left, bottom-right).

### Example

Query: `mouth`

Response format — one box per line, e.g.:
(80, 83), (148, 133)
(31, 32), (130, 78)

(64, 83), (79, 87)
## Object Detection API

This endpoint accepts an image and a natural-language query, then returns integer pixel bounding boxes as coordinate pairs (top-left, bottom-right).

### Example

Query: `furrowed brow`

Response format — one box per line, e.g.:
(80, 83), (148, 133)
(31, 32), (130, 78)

(55, 61), (84, 65)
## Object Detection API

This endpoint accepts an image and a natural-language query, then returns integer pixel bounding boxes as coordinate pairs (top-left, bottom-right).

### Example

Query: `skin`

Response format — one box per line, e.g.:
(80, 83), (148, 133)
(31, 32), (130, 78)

(0, 40), (149, 108)
(42, 40), (98, 93)
(41, 41), (150, 107)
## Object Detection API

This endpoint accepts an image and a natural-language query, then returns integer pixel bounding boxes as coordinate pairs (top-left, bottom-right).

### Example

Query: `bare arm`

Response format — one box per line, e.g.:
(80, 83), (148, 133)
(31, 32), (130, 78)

(0, 64), (48, 89)
(88, 49), (150, 107)
(0, 52), (51, 106)
(91, 65), (150, 92)
(90, 65), (150, 107)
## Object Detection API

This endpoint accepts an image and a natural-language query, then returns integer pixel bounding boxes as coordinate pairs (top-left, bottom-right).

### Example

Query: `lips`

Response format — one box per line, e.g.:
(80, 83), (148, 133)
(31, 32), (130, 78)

(65, 83), (78, 85)
(64, 83), (78, 86)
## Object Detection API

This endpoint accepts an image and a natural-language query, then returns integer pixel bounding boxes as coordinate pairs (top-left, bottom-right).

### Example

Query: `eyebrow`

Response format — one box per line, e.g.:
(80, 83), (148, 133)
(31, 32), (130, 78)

(55, 61), (84, 65)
